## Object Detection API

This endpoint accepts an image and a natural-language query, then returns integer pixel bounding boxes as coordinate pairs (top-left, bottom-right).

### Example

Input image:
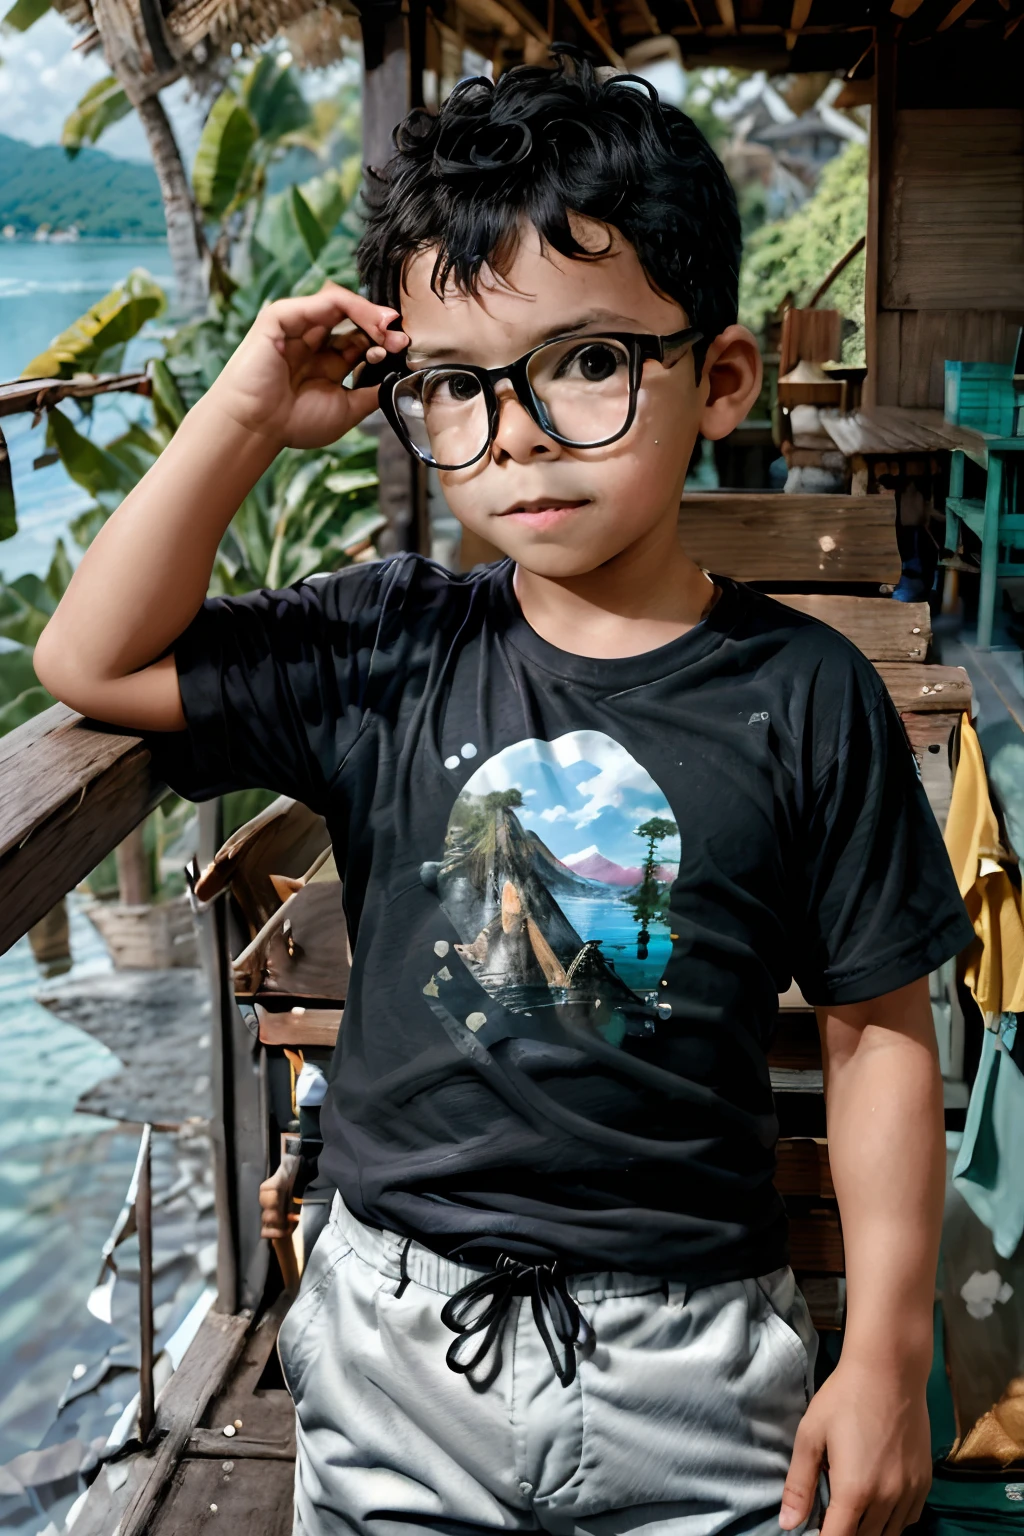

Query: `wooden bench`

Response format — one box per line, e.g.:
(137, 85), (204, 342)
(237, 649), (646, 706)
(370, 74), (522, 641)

(678, 492), (901, 584)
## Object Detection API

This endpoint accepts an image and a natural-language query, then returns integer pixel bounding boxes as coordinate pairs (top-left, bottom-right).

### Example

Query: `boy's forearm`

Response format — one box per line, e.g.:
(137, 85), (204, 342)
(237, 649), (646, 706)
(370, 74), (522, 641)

(35, 395), (279, 708)
(817, 978), (945, 1383)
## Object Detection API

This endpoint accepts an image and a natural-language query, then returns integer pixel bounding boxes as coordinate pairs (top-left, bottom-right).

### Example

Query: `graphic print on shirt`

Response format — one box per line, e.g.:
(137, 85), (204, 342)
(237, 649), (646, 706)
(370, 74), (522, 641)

(425, 731), (680, 1049)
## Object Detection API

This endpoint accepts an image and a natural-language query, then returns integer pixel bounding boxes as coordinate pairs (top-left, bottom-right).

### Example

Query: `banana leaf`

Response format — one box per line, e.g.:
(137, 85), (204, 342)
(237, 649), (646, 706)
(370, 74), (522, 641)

(243, 56), (311, 143)
(1, 0), (50, 29)
(47, 407), (138, 500)
(192, 89), (258, 220)
(150, 359), (186, 432)
(0, 538), (72, 645)
(62, 77), (132, 159)
(21, 270), (166, 379)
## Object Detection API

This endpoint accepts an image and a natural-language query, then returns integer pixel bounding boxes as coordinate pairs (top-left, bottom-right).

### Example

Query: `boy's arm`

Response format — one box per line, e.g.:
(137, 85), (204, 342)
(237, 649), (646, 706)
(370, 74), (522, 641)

(33, 284), (408, 733)
(780, 976), (943, 1536)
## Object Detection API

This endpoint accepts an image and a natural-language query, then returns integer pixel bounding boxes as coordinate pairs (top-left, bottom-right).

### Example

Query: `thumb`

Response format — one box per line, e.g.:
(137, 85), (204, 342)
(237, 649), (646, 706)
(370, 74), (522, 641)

(780, 1414), (826, 1531)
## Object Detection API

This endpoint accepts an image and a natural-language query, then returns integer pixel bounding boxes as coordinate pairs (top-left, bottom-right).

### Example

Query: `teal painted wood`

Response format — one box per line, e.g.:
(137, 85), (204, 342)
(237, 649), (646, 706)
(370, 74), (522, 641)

(945, 440), (1024, 650)
(944, 361), (1016, 436)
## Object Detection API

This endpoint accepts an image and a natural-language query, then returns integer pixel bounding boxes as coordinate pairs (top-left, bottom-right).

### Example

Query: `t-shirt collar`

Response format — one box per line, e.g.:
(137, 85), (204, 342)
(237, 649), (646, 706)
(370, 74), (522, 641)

(492, 559), (740, 689)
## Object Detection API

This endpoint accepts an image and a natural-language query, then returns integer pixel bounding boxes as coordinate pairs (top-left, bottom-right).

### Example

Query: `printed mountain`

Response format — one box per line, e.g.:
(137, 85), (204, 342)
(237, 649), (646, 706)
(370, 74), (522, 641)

(563, 846), (676, 887)
(438, 801), (652, 1031)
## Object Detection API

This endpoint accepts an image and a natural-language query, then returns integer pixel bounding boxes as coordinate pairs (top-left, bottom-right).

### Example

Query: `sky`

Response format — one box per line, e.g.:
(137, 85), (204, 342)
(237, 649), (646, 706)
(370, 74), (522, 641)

(0, 9), (208, 161)
(457, 730), (682, 873)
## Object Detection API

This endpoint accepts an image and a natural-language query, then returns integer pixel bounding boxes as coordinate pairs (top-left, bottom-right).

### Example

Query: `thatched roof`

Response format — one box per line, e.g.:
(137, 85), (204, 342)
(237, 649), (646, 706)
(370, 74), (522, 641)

(50, 0), (1024, 104)
(51, 0), (357, 99)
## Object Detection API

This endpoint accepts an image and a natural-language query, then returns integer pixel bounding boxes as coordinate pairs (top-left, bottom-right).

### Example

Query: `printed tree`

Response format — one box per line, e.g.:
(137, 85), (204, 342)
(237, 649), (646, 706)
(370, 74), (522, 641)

(629, 816), (678, 959)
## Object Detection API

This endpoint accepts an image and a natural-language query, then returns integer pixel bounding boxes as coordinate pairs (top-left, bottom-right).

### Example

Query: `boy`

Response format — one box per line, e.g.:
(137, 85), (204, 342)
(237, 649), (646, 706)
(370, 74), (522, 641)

(36, 52), (972, 1536)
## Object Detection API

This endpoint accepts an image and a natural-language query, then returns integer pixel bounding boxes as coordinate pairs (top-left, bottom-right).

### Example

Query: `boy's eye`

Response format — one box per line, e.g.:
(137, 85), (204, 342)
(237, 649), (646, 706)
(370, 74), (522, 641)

(426, 370), (482, 404)
(558, 343), (622, 383)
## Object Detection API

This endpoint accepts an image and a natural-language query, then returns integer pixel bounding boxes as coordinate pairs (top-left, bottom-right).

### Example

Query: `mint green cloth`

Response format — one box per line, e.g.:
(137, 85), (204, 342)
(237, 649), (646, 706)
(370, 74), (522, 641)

(953, 1016), (1024, 1261)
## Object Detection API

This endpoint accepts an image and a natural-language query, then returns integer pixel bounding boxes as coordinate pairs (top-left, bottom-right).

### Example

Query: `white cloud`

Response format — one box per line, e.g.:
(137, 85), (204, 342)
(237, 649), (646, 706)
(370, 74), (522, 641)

(521, 788), (537, 798)
(539, 805), (569, 823)
(0, 10), (206, 164)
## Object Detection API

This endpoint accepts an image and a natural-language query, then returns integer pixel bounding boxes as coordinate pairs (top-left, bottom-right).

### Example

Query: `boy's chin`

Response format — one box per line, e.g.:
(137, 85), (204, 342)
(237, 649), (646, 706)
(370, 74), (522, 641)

(480, 533), (619, 580)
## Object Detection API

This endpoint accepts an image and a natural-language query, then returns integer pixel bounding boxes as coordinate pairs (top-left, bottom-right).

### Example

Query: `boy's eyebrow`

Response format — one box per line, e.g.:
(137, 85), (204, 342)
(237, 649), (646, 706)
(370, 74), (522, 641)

(407, 309), (644, 365)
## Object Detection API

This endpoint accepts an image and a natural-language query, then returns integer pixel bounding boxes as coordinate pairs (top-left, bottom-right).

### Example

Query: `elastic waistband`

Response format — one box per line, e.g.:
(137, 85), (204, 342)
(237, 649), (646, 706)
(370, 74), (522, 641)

(328, 1193), (692, 1305)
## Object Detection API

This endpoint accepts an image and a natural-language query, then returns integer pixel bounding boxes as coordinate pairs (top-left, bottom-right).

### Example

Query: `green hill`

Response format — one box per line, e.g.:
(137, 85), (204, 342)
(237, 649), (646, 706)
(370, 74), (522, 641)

(0, 134), (166, 238)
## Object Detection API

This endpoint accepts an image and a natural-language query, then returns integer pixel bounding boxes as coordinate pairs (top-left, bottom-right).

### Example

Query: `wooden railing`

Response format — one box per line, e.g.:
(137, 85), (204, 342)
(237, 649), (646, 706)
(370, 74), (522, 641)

(0, 705), (165, 956)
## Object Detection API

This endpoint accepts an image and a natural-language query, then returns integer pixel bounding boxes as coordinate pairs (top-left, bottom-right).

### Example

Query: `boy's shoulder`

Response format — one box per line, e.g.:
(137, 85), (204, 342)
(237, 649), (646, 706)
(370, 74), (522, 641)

(301, 551), (502, 624)
(724, 581), (891, 712)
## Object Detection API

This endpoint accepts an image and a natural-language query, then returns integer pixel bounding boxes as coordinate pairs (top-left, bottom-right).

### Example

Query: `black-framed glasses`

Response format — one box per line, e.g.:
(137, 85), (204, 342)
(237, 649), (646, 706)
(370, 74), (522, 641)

(375, 327), (703, 471)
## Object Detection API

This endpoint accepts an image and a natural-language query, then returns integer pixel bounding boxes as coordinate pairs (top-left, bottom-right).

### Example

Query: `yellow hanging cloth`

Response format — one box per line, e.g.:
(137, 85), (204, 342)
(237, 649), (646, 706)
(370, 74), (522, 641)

(943, 713), (1024, 1018)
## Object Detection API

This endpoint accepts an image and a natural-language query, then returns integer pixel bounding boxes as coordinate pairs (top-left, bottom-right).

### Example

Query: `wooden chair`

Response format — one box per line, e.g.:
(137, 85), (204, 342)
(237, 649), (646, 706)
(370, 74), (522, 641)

(945, 440), (1024, 650)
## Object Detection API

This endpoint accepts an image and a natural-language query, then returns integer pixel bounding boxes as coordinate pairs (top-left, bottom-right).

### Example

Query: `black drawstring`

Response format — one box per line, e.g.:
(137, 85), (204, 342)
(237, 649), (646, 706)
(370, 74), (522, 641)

(394, 1237), (412, 1298)
(440, 1255), (593, 1388)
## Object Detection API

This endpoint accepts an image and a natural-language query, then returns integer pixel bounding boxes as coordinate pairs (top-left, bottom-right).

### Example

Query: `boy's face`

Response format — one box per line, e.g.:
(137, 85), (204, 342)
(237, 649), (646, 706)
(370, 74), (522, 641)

(399, 219), (760, 579)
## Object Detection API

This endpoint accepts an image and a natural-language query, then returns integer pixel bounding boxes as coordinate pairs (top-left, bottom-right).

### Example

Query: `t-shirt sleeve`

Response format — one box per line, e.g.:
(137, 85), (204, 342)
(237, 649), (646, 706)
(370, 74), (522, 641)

(790, 650), (974, 1006)
(145, 564), (385, 812)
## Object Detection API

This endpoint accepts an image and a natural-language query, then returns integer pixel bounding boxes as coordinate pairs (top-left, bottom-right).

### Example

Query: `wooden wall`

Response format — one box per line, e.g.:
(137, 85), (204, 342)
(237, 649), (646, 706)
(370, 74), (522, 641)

(869, 108), (1024, 409)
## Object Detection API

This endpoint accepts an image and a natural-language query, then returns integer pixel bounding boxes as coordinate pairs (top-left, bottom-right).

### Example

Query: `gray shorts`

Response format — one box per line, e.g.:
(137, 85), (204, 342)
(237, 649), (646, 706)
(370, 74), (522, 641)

(278, 1194), (829, 1536)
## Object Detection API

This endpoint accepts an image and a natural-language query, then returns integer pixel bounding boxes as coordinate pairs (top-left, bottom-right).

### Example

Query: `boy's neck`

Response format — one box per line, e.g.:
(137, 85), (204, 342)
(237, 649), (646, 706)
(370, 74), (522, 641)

(511, 523), (716, 661)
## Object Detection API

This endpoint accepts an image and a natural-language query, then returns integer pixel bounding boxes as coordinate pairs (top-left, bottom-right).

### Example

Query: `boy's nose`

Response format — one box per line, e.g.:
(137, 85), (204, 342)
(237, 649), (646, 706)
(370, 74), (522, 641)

(490, 381), (556, 464)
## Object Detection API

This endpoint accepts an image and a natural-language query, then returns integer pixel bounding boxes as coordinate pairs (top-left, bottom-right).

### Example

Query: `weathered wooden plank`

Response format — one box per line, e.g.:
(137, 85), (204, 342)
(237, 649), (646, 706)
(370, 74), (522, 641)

(776, 1137), (835, 1199)
(0, 705), (166, 957)
(257, 1005), (342, 1047)
(789, 1210), (845, 1273)
(884, 111), (1024, 312)
(776, 594), (930, 660)
(798, 1275), (846, 1330)
(0, 370), (151, 419)
(148, 1456), (295, 1536)
(678, 494), (900, 583)
(72, 1308), (251, 1536)
(196, 796), (330, 940)
(234, 880), (349, 1001)
(188, 1428), (295, 1461)
(902, 711), (959, 829)
(875, 662), (972, 713)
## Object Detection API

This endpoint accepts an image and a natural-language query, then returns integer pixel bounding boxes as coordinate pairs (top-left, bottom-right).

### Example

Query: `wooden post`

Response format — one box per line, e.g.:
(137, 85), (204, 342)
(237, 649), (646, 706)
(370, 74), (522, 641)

(863, 22), (897, 409)
(136, 1123), (155, 1444)
(196, 798), (238, 1314)
(115, 823), (151, 905)
(362, 0), (427, 555)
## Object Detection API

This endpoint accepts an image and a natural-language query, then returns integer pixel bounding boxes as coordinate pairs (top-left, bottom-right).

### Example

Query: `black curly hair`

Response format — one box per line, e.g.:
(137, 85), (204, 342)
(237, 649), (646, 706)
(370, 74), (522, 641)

(356, 49), (741, 363)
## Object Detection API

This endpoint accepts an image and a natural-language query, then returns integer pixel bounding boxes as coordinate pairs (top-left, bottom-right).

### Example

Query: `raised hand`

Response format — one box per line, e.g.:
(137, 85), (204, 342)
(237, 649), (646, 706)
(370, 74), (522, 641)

(209, 280), (410, 450)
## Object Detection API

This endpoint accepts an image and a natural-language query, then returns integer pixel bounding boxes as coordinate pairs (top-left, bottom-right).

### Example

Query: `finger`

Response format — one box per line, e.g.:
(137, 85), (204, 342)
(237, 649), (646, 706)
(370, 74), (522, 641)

(819, 1497), (866, 1536)
(879, 1491), (920, 1536)
(264, 284), (400, 345)
(781, 1421), (826, 1531)
(857, 1495), (901, 1536)
(304, 349), (351, 385)
(340, 381), (384, 427)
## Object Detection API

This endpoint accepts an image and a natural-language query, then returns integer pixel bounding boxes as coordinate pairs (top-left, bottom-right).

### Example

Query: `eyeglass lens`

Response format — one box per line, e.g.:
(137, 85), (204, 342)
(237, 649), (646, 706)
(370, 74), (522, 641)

(392, 337), (633, 468)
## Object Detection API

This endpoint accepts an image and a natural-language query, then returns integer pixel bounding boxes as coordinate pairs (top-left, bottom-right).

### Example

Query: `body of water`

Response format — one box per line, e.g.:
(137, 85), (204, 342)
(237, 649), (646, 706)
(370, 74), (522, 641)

(0, 240), (173, 1471)
(0, 903), (139, 1467)
(0, 238), (172, 581)
(559, 889), (672, 995)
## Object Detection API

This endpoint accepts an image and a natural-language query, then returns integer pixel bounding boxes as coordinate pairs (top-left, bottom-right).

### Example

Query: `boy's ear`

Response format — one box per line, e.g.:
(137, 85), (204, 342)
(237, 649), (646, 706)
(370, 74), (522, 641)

(697, 325), (763, 443)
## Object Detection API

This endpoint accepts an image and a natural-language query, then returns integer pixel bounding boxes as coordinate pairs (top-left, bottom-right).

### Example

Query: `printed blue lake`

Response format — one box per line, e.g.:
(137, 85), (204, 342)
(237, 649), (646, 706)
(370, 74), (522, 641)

(558, 888), (671, 996)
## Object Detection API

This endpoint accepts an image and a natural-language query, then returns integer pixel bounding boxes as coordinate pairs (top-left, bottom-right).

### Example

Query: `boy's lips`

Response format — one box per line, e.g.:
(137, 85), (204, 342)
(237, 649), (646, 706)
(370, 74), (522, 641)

(494, 499), (590, 530)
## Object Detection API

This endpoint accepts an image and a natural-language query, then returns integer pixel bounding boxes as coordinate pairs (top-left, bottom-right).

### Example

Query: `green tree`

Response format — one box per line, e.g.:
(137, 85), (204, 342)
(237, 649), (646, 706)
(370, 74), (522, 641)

(738, 141), (868, 362)
(484, 789), (524, 811)
(630, 816), (678, 958)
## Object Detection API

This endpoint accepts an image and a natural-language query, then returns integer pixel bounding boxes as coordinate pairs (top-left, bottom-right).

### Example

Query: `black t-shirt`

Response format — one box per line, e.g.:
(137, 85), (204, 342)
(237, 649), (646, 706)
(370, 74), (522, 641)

(151, 556), (972, 1280)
